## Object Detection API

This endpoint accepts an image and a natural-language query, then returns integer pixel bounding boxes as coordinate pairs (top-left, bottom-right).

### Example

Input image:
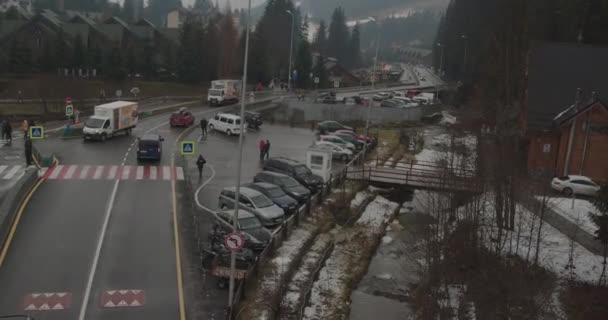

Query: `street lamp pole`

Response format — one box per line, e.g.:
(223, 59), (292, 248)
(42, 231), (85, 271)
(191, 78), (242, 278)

(363, 17), (380, 163)
(286, 10), (295, 92)
(436, 43), (444, 76)
(228, 0), (252, 308)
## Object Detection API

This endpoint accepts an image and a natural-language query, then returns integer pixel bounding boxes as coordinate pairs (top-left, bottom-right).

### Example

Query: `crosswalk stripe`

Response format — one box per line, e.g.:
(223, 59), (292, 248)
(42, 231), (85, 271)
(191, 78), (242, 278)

(93, 165), (104, 179)
(108, 165), (118, 180)
(162, 166), (171, 180)
(79, 165), (91, 179)
(0, 165), (7, 176)
(176, 167), (184, 181)
(63, 165), (77, 179)
(3, 165), (21, 179)
(48, 165), (64, 179)
(121, 166), (131, 180)
(150, 166), (158, 180)
(143, 166), (150, 179)
(136, 166), (144, 180)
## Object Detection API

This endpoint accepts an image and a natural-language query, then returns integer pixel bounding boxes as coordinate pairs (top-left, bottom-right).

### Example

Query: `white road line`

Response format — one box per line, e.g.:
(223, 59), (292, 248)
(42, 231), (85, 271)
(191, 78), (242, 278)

(39, 167), (48, 177)
(136, 166), (144, 180)
(93, 166), (104, 180)
(121, 166), (131, 180)
(162, 166), (171, 180)
(176, 167), (184, 181)
(3, 165), (22, 179)
(77, 178), (120, 320)
(194, 164), (217, 212)
(107, 165), (118, 180)
(79, 165), (91, 179)
(150, 166), (158, 180)
(63, 165), (77, 179)
(0, 165), (8, 176)
(48, 165), (63, 180)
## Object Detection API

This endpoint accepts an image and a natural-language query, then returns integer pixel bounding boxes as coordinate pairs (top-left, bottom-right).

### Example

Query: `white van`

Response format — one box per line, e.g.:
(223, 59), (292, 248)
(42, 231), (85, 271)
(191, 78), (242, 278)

(208, 113), (244, 136)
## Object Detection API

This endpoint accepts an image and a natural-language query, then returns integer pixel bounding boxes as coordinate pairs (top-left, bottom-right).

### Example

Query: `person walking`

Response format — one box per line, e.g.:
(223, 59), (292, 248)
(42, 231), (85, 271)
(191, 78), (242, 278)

(200, 118), (208, 137)
(21, 119), (29, 138)
(1, 119), (6, 141)
(264, 139), (271, 160)
(5, 121), (12, 143)
(259, 139), (266, 161)
(25, 137), (33, 166)
(196, 154), (207, 180)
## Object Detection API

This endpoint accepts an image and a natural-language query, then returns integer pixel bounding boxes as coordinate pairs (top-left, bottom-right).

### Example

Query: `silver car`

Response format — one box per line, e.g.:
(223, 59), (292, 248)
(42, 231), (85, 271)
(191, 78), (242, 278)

(218, 187), (285, 227)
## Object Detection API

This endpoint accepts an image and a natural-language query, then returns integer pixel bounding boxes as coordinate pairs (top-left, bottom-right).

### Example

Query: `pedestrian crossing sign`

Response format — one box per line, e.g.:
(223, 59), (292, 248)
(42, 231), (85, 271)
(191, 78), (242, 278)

(181, 141), (195, 155)
(29, 126), (44, 140)
(66, 104), (74, 116)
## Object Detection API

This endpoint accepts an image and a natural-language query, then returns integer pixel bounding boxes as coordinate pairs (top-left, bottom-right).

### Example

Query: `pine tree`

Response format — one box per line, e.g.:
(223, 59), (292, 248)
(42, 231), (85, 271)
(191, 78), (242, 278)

(302, 14), (310, 42)
(349, 24), (361, 68)
(177, 17), (204, 83)
(122, 0), (135, 23)
(327, 7), (350, 65)
(313, 20), (328, 55)
(294, 40), (313, 89)
(217, 13), (238, 77)
(72, 33), (86, 68)
(590, 185), (608, 286)
(313, 54), (329, 89)
(9, 39), (31, 73)
(55, 28), (67, 69)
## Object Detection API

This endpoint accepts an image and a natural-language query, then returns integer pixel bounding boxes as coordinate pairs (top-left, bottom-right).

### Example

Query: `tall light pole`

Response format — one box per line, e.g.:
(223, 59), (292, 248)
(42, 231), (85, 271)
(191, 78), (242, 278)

(228, 0), (252, 308)
(461, 35), (468, 76)
(436, 42), (444, 77)
(286, 10), (295, 92)
(363, 16), (380, 163)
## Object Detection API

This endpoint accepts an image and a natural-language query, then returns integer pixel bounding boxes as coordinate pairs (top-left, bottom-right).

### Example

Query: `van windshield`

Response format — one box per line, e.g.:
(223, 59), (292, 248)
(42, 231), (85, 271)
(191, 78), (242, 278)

(85, 118), (105, 128)
(209, 89), (222, 96)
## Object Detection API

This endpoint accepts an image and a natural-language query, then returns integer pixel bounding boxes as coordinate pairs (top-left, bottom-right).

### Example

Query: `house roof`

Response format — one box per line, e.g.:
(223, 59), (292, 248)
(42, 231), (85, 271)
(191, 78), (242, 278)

(0, 20), (27, 40)
(527, 41), (608, 130)
(554, 100), (608, 126)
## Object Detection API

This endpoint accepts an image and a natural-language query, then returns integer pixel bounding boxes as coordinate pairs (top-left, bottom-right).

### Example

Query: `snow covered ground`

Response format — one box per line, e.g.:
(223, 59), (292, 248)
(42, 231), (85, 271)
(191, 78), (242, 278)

(540, 196), (600, 236)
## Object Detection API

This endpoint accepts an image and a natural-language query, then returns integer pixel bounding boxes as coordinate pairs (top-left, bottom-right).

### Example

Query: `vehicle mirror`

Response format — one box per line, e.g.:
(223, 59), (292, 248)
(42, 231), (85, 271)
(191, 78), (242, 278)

(160, 137), (165, 142)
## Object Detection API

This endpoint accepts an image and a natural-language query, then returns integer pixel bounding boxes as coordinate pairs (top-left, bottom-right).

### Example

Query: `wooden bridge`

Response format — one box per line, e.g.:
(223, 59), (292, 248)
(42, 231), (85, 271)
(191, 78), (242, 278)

(346, 160), (480, 192)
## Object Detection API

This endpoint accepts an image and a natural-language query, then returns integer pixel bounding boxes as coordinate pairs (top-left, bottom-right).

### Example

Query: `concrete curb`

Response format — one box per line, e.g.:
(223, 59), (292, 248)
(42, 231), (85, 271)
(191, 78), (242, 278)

(0, 168), (40, 253)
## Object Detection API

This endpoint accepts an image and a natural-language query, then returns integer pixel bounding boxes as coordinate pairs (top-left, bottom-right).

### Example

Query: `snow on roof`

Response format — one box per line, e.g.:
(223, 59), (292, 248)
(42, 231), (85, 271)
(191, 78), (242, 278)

(96, 101), (136, 110)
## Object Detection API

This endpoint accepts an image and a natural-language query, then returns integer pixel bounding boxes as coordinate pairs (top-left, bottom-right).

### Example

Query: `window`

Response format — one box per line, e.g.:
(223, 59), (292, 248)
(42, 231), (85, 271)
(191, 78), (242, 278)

(103, 121), (110, 129)
(220, 117), (227, 123)
(267, 187), (285, 198)
(214, 115), (219, 120)
(572, 180), (595, 186)
(239, 217), (262, 230)
(228, 119), (234, 124)
(542, 144), (551, 153)
(251, 195), (274, 208)
(311, 155), (323, 166)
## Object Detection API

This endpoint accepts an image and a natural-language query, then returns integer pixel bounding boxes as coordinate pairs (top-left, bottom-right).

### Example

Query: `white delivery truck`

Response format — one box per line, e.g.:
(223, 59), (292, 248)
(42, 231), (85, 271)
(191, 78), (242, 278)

(83, 101), (139, 141)
(207, 79), (242, 106)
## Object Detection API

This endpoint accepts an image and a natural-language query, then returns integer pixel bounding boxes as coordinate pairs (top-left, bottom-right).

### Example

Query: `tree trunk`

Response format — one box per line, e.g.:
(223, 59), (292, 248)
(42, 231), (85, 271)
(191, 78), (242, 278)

(600, 243), (608, 286)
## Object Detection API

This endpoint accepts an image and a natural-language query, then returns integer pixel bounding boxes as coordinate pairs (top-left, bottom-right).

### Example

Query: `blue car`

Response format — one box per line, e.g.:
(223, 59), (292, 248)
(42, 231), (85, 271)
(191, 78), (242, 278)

(137, 134), (164, 161)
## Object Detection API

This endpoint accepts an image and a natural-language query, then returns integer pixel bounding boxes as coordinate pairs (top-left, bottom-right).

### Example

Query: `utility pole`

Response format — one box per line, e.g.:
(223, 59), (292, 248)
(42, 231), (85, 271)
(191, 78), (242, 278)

(286, 10), (295, 92)
(363, 17), (380, 163)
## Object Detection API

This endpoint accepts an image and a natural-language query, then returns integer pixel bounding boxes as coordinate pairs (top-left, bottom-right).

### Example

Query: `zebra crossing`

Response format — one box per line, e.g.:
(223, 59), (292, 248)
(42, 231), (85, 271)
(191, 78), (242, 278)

(0, 165), (185, 181)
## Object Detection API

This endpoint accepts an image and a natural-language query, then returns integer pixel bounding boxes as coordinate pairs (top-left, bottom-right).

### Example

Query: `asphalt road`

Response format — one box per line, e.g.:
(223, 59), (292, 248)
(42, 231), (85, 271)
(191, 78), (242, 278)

(0, 98), (278, 319)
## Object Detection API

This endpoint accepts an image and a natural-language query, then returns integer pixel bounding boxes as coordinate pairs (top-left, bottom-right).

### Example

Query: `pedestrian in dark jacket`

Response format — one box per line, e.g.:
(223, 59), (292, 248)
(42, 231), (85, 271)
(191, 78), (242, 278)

(200, 118), (208, 137)
(196, 155), (207, 179)
(25, 138), (33, 166)
(264, 139), (271, 159)
(5, 121), (12, 142)
(259, 140), (266, 161)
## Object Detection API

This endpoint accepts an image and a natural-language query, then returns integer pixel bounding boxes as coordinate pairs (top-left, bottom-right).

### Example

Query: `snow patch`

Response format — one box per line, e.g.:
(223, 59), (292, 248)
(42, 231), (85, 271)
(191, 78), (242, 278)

(540, 196), (599, 236)
(375, 273), (394, 280)
(382, 236), (393, 244)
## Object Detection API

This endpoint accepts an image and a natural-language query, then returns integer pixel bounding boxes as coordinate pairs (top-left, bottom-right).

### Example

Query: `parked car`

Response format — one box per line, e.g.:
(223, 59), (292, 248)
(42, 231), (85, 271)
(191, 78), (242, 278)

(218, 187), (285, 227)
(334, 130), (374, 144)
(319, 135), (356, 151)
(317, 121), (353, 134)
(314, 141), (353, 161)
(208, 113), (244, 136)
(263, 157), (324, 192)
(244, 182), (299, 214)
(322, 96), (338, 104)
(244, 111), (263, 129)
(550, 175), (600, 196)
(169, 107), (195, 127)
(381, 99), (400, 108)
(253, 171), (311, 204)
(372, 92), (391, 101)
(213, 209), (272, 251)
(333, 133), (365, 150)
(136, 133), (164, 162)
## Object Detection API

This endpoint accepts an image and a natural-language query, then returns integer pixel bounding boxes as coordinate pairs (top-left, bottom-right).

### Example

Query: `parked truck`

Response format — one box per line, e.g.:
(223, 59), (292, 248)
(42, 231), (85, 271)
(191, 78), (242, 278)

(207, 80), (242, 106)
(83, 101), (139, 141)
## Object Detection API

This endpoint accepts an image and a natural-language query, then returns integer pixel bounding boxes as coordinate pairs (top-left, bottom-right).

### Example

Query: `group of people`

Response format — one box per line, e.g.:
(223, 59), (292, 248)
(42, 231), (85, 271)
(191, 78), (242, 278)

(259, 139), (271, 161)
(0, 119), (13, 142)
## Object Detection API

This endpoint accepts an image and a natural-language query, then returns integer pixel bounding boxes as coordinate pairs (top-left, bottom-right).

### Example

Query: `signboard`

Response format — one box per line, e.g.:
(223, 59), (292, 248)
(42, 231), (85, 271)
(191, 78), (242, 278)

(130, 87), (140, 96)
(29, 126), (44, 140)
(334, 81), (340, 88)
(180, 141), (195, 155)
(314, 77), (320, 84)
(65, 105), (74, 117)
(224, 232), (245, 251)
(116, 90), (122, 98)
(65, 97), (72, 105)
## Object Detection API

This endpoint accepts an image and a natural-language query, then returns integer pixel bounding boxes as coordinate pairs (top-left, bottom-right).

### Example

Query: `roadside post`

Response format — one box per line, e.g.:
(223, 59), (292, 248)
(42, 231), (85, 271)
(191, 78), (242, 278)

(224, 233), (245, 252)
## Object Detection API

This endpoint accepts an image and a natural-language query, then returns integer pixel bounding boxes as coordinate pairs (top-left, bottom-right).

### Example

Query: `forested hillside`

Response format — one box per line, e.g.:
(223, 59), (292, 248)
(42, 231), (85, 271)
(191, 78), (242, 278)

(301, 0), (448, 20)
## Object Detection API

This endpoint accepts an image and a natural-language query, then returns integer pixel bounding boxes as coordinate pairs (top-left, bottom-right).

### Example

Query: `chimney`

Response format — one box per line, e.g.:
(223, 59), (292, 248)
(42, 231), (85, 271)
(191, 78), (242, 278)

(590, 91), (597, 103)
(56, 0), (64, 12)
(574, 88), (582, 111)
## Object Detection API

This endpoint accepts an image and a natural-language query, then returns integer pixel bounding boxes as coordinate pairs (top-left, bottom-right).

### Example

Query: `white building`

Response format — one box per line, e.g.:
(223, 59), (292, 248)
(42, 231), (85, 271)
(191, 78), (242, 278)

(0, 0), (32, 13)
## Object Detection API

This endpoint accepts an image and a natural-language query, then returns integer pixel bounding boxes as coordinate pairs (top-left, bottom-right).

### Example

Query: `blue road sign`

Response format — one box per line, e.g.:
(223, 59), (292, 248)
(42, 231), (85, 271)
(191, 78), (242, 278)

(29, 126), (44, 140)
(181, 141), (195, 155)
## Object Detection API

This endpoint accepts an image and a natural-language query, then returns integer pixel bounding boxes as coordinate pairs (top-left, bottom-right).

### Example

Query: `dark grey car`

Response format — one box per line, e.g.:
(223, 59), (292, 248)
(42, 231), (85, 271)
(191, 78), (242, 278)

(263, 158), (324, 193)
(244, 182), (299, 214)
(218, 187), (285, 227)
(253, 171), (311, 204)
(214, 210), (272, 251)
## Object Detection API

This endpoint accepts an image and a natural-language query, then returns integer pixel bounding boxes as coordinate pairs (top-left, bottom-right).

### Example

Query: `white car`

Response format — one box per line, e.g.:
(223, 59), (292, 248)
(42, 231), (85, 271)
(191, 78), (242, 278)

(551, 175), (600, 197)
(314, 141), (353, 161)
(208, 113), (244, 136)
(319, 135), (356, 151)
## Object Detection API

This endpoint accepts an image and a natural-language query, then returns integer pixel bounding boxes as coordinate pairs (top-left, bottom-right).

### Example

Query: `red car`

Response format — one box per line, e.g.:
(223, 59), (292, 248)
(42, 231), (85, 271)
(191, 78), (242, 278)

(170, 109), (195, 127)
(334, 129), (375, 144)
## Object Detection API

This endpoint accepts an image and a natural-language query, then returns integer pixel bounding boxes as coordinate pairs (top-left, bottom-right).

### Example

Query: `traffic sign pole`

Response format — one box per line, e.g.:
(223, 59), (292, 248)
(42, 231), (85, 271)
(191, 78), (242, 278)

(180, 141), (195, 155)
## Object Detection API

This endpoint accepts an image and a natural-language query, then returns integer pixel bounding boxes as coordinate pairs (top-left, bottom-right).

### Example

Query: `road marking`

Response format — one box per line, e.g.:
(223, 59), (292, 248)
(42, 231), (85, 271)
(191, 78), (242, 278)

(0, 178), (44, 267)
(121, 165), (131, 180)
(0, 165), (7, 175)
(48, 165), (63, 179)
(162, 166), (171, 180)
(136, 166), (144, 180)
(93, 165), (104, 179)
(150, 166), (158, 180)
(77, 177), (120, 320)
(22, 292), (72, 311)
(2, 165), (22, 179)
(63, 165), (77, 179)
(107, 165), (118, 180)
(100, 289), (145, 308)
(176, 167), (184, 181)
(170, 158), (187, 320)
(79, 165), (91, 179)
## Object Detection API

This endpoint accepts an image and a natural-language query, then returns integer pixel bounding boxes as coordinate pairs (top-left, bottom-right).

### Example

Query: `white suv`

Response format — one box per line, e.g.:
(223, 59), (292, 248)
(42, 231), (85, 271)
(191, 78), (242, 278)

(208, 113), (244, 136)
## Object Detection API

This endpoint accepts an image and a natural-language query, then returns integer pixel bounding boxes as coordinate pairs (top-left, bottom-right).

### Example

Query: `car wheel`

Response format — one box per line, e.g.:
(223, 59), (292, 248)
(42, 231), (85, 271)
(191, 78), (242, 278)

(100, 134), (107, 142)
(226, 129), (232, 136)
(221, 205), (227, 210)
(563, 187), (573, 196)
(340, 154), (348, 161)
(209, 124), (215, 131)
